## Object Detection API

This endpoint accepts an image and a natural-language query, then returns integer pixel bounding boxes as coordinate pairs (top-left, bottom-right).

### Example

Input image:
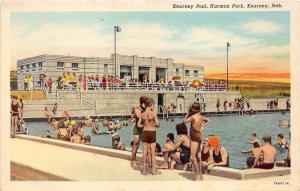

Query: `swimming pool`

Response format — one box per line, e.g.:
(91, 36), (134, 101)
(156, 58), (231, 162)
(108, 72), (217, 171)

(25, 112), (290, 169)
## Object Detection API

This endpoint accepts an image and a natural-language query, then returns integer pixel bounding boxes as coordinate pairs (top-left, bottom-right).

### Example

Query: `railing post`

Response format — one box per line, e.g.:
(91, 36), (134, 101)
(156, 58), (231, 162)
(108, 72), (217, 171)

(80, 92), (82, 104)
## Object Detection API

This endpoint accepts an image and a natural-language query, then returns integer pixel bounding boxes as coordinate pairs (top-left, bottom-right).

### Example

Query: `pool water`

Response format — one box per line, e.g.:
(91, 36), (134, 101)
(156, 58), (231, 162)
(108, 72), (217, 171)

(26, 112), (290, 169)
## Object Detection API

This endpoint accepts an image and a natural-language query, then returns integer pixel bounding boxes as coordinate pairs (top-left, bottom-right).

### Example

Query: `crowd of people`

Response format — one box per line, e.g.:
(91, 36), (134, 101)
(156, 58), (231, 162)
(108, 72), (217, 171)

(22, 73), (227, 92)
(216, 97), (250, 112)
(244, 133), (291, 169)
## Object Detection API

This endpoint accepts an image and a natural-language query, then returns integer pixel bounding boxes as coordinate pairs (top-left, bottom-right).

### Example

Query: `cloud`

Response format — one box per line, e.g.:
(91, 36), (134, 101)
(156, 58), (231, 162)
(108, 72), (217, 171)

(241, 20), (282, 33)
(10, 20), (289, 78)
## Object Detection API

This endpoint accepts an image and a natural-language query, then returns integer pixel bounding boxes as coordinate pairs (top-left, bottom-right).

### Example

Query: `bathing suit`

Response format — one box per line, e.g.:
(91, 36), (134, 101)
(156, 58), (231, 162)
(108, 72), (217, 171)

(133, 107), (144, 136)
(141, 130), (156, 143)
(256, 162), (274, 169)
(190, 126), (202, 142)
(201, 149), (210, 162)
(180, 144), (191, 164)
(11, 103), (19, 116)
(213, 147), (229, 167)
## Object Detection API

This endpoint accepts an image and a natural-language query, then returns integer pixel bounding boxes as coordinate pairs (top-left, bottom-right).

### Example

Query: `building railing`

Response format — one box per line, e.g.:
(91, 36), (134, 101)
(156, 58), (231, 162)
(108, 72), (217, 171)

(51, 82), (227, 92)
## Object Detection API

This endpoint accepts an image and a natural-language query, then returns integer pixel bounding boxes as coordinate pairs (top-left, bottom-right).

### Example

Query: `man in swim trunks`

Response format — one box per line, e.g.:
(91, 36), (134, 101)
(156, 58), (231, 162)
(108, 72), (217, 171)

(183, 102), (211, 181)
(251, 134), (276, 169)
(131, 96), (148, 168)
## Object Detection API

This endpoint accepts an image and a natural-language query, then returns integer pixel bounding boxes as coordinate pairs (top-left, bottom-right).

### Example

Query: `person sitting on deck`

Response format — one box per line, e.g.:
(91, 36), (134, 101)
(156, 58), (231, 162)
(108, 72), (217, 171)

(251, 134), (276, 169)
(201, 137), (213, 172)
(207, 136), (229, 168)
(159, 133), (176, 168)
(248, 133), (260, 147)
(245, 142), (261, 168)
(159, 123), (191, 169)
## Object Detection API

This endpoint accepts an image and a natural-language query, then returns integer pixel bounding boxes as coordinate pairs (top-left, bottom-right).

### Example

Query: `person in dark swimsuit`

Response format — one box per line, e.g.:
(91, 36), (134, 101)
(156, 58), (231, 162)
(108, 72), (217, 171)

(11, 95), (20, 134)
(201, 138), (213, 171)
(208, 136), (229, 168)
(52, 102), (58, 115)
(183, 102), (211, 181)
(159, 123), (191, 169)
(131, 96), (147, 168)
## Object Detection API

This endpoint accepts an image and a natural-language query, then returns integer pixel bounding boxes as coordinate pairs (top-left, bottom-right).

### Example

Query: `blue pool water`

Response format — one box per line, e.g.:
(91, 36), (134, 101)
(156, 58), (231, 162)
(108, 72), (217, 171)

(26, 112), (290, 169)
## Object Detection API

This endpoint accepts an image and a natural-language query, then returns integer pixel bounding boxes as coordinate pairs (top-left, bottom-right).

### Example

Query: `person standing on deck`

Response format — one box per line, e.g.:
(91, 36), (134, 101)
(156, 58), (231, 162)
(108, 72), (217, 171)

(183, 102), (211, 181)
(131, 96), (148, 168)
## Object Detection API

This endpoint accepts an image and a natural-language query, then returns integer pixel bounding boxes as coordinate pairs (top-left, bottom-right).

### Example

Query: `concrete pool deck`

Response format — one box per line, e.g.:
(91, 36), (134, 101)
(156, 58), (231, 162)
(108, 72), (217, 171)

(11, 135), (290, 181)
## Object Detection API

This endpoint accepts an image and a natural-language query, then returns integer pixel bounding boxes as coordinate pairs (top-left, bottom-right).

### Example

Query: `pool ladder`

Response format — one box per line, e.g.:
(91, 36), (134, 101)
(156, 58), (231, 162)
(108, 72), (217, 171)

(158, 105), (169, 120)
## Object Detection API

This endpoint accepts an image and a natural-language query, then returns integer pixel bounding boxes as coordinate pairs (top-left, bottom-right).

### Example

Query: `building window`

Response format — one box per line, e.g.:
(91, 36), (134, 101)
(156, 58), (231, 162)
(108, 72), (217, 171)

(72, 63), (79, 70)
(185, 70), (190, 76)
(26, 64), (30, 69)
(20, 66), (24, 70)
(38, 62), (43, 68)
(32, 63), (36, 68)
(194, 70), (198, 77)
(57, 62), (65, 69)
(176, 68), (179, 76)
(104, 64), (108, 74)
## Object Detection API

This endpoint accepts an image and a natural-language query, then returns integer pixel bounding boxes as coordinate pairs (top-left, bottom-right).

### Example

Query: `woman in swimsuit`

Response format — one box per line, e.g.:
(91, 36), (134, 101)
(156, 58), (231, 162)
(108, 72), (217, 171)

(208, 136), (229, 168)
(201, 138), (213, 170)
(183, 102), (211, 181)
(11, 96), (20, 134)
(138, 98), (160, 175)
(161, 123), (191, 169)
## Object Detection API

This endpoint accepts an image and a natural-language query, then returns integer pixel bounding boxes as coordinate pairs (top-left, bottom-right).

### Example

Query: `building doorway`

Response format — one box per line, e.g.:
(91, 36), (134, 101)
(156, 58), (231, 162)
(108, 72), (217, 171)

(139, 67), (150, 82)
(158, 94), (164, 113)
(156, 68), (166, 82)
(120, 65), (132, 79)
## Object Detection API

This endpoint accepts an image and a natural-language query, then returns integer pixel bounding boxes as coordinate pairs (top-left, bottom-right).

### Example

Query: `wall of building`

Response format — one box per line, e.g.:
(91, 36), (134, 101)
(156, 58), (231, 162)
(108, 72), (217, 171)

(83, 90), (241, 115)
(17, 54), (205, 90)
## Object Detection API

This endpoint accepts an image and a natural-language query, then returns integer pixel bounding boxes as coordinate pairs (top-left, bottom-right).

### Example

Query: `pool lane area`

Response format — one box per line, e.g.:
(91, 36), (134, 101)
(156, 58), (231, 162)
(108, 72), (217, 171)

(25, 112), (290, 170)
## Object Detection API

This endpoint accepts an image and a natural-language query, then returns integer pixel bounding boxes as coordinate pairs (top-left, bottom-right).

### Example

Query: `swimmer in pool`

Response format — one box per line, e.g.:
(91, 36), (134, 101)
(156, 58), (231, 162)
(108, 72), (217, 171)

(248, 133), (260, 147)
(114, 120), (121, 130)
(84, 116), (93, 127)
(50, 118), (59, 129)
(277, 134), (288, 149)
(183, 102), (211, 181)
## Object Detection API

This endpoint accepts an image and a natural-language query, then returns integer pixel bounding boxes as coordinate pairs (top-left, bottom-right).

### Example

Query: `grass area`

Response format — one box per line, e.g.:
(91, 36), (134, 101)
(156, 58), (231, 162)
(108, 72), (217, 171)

(206, 78), (290, 98)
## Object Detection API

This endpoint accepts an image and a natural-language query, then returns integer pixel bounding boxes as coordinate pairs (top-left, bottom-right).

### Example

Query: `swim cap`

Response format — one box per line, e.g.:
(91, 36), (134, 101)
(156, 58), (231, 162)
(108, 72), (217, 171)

(70, 120), (77, 126)
(208, 136), (220, 149)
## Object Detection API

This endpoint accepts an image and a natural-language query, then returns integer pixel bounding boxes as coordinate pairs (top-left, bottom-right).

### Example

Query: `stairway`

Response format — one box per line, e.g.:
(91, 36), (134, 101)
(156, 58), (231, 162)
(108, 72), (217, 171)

(22, 90), (96, 118)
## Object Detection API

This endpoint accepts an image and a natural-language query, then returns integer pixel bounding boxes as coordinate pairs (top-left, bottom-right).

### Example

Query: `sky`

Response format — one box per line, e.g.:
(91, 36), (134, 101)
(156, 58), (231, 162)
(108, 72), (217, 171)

(11, 12), (290, 82)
